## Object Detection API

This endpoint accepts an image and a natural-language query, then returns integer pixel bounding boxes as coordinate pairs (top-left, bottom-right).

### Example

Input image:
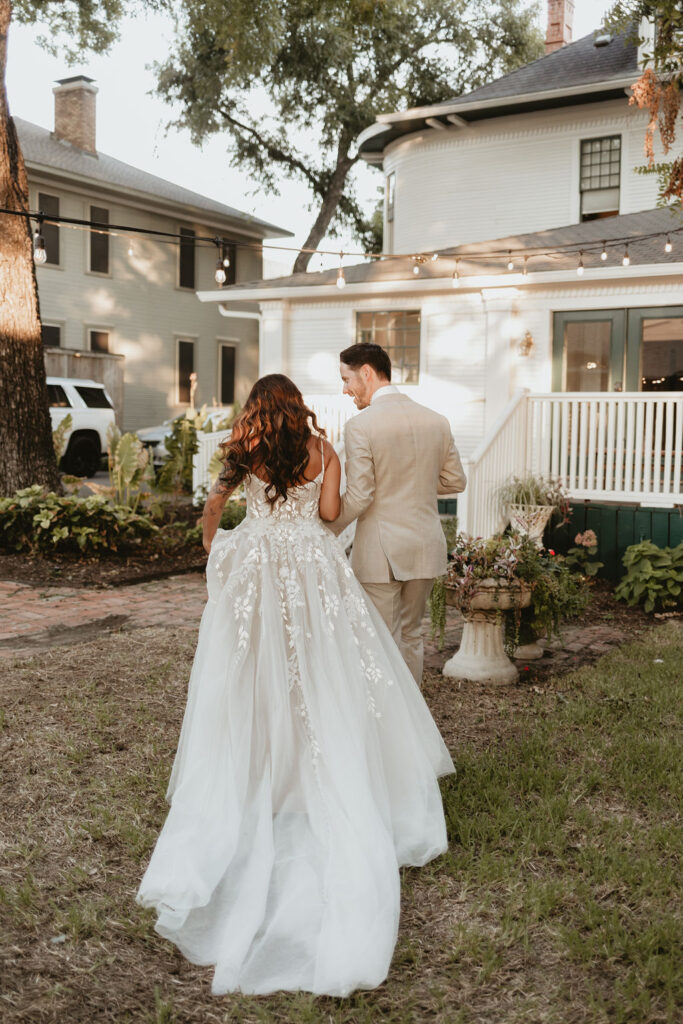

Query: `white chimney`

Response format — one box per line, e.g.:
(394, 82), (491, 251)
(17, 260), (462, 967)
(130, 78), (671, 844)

(53, 75), (98, 154)
(545, 0), (574, 55)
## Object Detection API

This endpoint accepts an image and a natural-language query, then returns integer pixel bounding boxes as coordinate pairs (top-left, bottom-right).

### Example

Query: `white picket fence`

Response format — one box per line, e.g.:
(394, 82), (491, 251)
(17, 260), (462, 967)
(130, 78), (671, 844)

(459, 391), (683, 537)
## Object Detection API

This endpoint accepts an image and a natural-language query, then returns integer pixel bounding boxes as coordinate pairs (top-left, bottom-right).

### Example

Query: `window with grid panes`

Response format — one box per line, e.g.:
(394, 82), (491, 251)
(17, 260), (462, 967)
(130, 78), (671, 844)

(580, 136), (621, 220)
(355, 311), (420, 384)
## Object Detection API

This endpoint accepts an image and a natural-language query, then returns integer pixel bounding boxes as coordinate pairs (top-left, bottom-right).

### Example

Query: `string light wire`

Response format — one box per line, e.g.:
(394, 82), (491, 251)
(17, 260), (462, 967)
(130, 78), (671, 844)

(1, 206), (681, 281)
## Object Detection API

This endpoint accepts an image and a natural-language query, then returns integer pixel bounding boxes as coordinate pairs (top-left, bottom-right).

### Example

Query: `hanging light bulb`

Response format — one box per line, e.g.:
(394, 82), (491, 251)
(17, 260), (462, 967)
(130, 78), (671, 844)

(622, 246), (630, 267)
(665, 234), (673, 253)
(600, 241), (607, 261)
(215, 258), (227, 285)
(451, 259), (460, 287)
(127, 240), (134, 257)
(33, 230), (47, 265)
(522, 256), (528, 277)
(412, 262), (420, 275)
(431, 252), (439, 262)
(222, 253), (231, 268)
(577, 251), (584, 276)
(336, 252), (346, 289)
(507, 251), (514, 271)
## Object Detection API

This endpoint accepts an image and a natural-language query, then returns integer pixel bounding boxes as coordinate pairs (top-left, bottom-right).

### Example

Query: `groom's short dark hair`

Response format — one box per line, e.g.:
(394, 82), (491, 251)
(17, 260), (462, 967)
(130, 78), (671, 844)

(339, 343), (391, 380)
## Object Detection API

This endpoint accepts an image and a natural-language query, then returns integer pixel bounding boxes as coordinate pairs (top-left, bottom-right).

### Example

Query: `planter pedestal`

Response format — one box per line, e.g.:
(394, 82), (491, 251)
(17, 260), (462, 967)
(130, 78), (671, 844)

(443, 579), (531, 684)
(513, 640), (544, 660)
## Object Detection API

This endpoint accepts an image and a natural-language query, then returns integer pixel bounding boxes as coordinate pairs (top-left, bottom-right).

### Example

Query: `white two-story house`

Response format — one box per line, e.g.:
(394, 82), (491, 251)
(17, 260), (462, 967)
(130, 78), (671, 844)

(198, 5), (683, 575)
(18, 74), (291, 430)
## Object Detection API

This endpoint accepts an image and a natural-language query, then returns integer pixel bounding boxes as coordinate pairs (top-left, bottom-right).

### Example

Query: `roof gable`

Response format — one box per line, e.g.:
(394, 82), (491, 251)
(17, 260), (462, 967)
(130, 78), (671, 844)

(16, 117), (292, 239)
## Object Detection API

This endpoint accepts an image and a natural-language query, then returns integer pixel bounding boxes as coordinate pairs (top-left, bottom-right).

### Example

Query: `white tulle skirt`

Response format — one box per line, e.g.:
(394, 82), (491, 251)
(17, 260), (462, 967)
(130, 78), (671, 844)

(137, 516), (454, 997)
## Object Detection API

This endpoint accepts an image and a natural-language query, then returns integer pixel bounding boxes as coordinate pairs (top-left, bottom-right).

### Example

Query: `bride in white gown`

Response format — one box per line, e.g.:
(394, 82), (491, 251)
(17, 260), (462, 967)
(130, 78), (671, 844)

(137, 374), (454, 997)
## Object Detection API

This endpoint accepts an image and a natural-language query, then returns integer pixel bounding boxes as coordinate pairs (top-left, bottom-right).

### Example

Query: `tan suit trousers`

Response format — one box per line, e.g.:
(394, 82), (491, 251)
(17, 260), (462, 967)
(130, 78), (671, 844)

(362, 577), (434, 685)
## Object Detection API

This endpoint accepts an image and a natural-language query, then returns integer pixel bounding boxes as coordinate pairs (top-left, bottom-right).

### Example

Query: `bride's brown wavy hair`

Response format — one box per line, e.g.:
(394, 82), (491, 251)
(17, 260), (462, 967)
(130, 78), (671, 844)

(218, 374), (326, 504)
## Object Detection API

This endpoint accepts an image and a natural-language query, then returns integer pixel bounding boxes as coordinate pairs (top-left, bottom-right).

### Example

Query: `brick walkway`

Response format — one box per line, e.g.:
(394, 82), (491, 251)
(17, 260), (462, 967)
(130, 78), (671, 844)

(0, 575), (208, 659)
(1, 572), (631, 673)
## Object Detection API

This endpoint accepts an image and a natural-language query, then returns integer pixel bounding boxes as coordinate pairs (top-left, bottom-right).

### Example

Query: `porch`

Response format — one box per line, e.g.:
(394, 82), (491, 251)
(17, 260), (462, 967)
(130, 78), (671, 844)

(458, 390), (683, 536)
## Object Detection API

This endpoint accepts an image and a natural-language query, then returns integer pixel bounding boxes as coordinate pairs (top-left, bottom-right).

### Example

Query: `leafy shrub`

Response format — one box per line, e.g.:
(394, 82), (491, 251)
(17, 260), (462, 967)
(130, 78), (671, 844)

(105, 424), (154, 510)
(615, 540), (683, 613)
(182, 501), (247, 544)
(0, 486), (157, 555)
(157, 416), (198, 495)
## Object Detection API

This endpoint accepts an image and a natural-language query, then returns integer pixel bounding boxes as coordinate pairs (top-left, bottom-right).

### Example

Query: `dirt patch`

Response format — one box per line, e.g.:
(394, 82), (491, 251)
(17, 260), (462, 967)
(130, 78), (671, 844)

(0, 546), (207, 589)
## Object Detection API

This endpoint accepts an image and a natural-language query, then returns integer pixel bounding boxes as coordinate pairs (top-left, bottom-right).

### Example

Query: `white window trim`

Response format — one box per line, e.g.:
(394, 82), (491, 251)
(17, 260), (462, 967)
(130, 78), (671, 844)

(576, 132), (623, 222)
(354, 309), (421, 385)
(175, 333), (198, 405)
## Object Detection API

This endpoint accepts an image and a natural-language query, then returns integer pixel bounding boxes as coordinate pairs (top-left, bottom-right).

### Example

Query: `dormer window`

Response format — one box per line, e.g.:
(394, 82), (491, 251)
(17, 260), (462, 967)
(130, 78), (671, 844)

(580, 136), (621, 221)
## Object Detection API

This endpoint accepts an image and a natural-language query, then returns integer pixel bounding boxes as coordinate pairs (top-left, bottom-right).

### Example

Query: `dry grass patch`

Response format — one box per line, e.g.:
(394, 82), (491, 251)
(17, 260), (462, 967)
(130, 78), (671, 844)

(0, 623), (681, 1023)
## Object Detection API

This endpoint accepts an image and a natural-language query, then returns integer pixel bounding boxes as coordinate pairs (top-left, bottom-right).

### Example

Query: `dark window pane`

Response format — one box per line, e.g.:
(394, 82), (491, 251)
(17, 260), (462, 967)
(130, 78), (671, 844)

(220, 345), (236, 404)
(179, 228), (195, 289)
(38, 192), (59, 265)
(640, 317), (683, 391)
(177, 340), (195, 403)
(563, 321), (611, 391)
(90, 330), (109, 353)
(47, 383), (70, 407)
(75, 385), (113, 409)
(219, 242), (237, 286)
(90, 206), (109, 273)
(42, 324), (61, 347)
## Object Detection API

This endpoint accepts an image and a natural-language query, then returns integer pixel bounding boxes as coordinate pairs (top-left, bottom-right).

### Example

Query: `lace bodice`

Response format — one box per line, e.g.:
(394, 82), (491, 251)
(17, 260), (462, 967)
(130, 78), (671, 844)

(245, 470), (323, 522)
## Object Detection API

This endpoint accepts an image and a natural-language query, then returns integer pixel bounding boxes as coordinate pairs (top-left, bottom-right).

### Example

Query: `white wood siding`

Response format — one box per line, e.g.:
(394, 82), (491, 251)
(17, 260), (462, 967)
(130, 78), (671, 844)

(383, 100), (680, 255)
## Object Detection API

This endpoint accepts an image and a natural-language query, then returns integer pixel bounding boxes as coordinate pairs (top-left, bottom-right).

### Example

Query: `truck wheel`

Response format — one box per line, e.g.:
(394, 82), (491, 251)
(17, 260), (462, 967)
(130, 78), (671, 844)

(62, 435), (101, 477)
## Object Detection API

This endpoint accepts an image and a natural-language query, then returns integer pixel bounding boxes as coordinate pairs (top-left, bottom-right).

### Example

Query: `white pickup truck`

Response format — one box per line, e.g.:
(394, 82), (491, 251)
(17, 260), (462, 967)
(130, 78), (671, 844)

(47, 376), (116, 477)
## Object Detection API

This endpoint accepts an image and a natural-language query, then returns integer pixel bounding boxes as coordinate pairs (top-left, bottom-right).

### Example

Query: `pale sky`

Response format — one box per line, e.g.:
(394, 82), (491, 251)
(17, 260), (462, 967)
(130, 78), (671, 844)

(6, 0), (616, 275)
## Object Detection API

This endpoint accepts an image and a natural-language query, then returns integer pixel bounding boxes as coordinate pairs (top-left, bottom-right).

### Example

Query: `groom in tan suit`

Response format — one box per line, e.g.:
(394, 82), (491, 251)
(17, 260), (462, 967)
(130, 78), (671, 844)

(332, 342), (466, 684)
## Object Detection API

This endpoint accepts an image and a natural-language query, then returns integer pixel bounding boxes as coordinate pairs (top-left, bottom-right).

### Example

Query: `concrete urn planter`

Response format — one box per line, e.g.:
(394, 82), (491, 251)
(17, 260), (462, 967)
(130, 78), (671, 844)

(443, 578), (532, 684)
(507, 504), (554, 548)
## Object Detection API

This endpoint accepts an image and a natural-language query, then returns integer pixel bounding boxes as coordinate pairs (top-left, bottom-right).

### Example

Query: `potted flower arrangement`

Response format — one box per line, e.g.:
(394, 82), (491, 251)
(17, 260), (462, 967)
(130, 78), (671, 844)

(496, 474), (570, 547)
(432, 532), (588, 684)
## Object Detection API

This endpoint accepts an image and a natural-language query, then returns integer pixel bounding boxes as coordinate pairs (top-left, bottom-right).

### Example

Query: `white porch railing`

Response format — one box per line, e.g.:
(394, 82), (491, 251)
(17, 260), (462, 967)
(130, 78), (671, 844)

(457, 391), (530, 538)
(527, 393), (683, 505)
(461, 391), (683, 537)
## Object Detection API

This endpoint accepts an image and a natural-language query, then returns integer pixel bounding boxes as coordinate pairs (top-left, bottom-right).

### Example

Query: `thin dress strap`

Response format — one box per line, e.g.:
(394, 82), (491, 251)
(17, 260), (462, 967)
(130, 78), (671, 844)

(319, 437), (325, 474)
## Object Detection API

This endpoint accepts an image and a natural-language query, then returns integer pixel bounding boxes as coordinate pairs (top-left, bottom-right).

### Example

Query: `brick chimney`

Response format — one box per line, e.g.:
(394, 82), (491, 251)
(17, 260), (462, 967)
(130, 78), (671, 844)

(545, 0), (574, 54)
(53, 75), (98, 154)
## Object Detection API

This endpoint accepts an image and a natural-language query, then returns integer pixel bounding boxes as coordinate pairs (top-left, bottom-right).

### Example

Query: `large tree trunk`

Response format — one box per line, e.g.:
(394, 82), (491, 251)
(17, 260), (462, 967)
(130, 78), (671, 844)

(0, 0), (59, 494)
(292, 142), (357, 274)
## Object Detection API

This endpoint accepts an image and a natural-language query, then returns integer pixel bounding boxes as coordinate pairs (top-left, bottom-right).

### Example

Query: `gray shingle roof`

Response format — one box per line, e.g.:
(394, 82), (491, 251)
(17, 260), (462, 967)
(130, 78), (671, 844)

(16, 117), (292, 239)
(443, 30), (638, 108)
(359, 29), (640, 160)
(219, 207), (683, 292)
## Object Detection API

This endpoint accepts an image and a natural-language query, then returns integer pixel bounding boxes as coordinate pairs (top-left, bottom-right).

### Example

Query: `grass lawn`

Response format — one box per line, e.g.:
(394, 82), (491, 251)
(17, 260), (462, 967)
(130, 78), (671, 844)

(0, 622), (681, 1023)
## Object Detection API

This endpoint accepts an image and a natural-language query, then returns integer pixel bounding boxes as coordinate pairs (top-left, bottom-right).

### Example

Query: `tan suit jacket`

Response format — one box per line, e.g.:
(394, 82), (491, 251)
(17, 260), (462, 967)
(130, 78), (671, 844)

(331, 393), (466, 583)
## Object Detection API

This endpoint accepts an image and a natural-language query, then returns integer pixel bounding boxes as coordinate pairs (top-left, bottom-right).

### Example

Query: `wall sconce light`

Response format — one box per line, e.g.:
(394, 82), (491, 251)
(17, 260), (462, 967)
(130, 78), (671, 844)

(517, 330), (534, 357)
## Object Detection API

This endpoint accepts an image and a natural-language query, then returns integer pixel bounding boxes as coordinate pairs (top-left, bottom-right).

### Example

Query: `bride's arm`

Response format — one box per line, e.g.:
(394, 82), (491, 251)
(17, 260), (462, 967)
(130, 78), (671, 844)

(319, 442), (341, 522)
(202, 478), (235, 553)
